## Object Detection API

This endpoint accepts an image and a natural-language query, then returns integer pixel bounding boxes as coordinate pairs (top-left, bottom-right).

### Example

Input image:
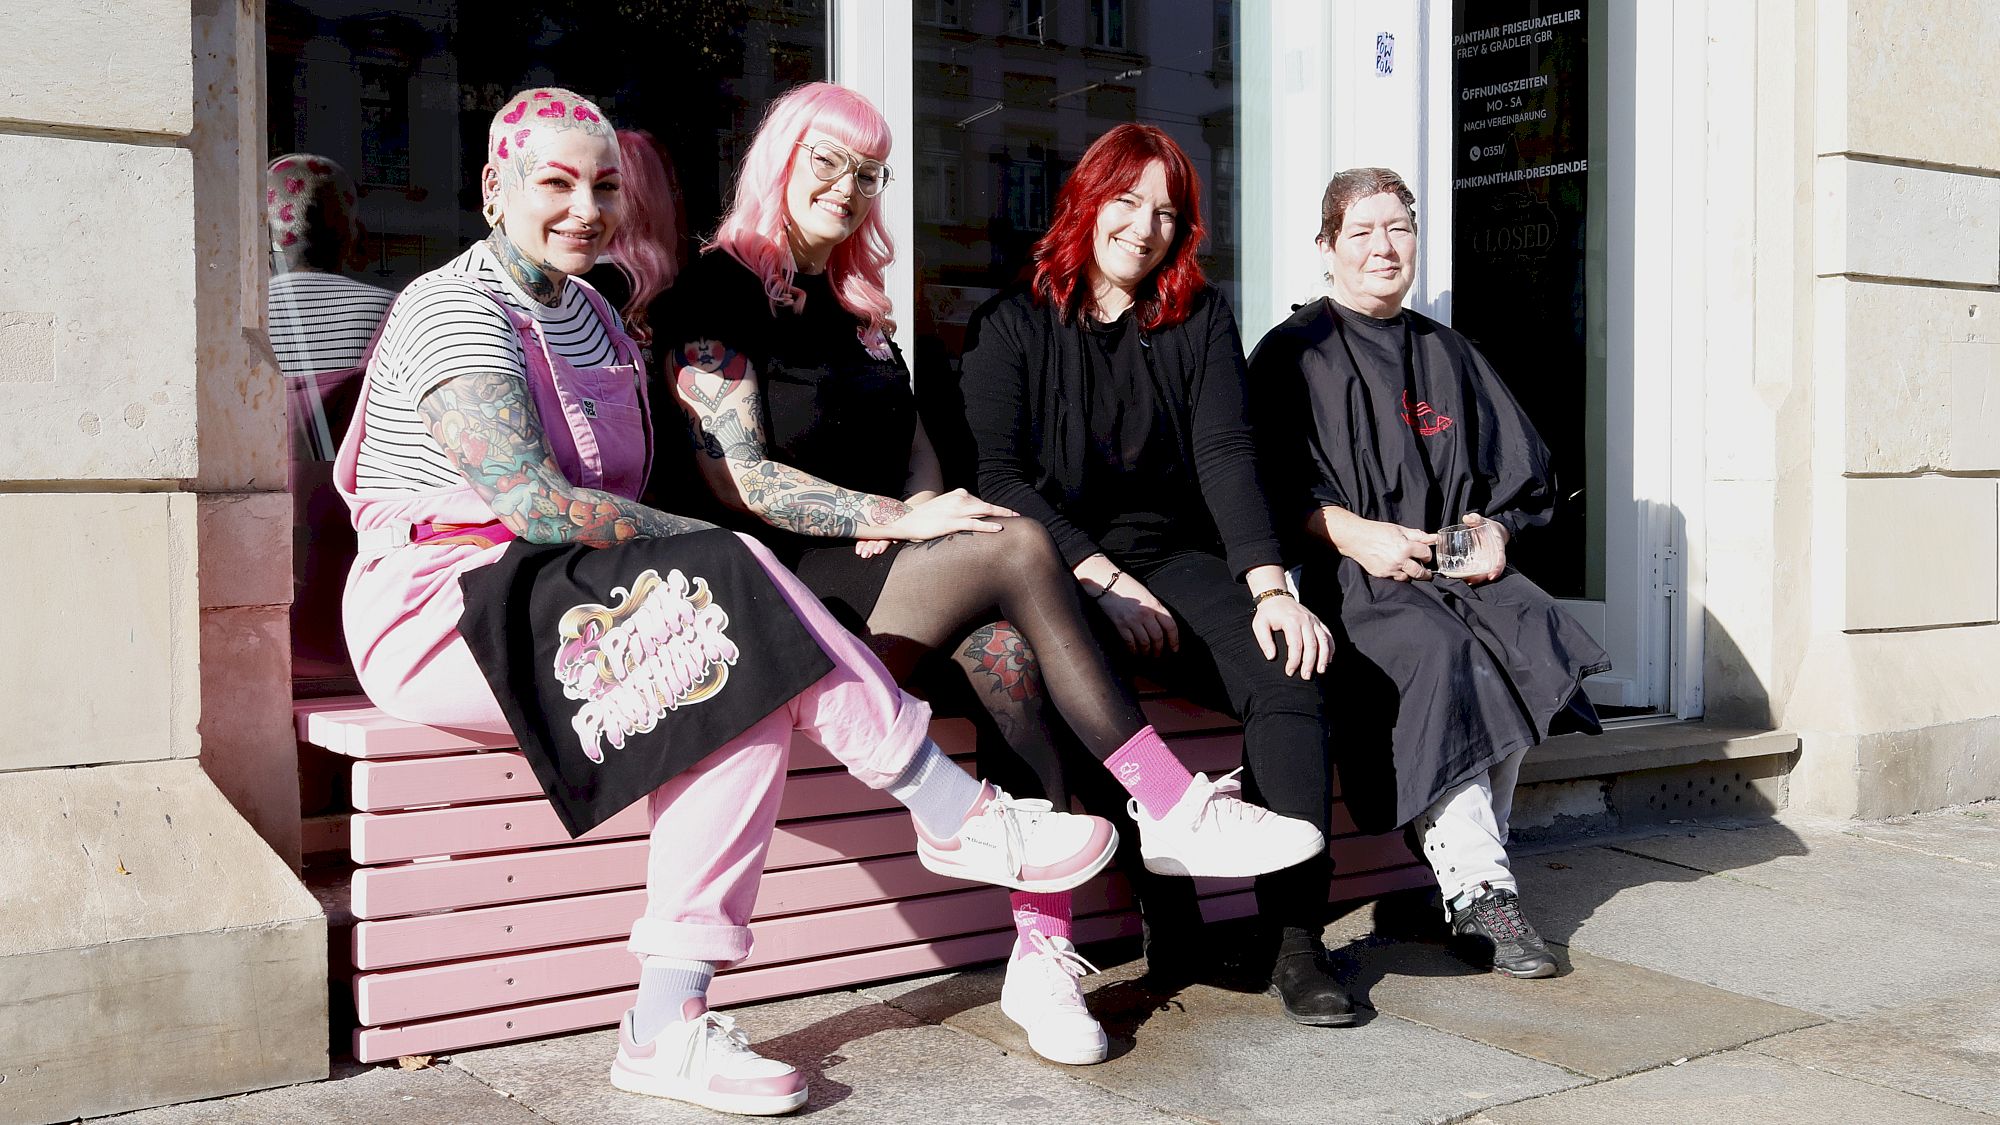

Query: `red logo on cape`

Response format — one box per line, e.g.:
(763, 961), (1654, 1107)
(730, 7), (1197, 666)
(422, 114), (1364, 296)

(1401, 390), (1454, 436)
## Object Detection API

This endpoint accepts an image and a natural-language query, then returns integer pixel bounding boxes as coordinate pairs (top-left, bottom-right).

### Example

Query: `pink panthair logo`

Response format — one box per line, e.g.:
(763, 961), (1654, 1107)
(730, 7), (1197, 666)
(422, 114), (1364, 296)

(1400, 390), (1454, 436)
(551, 569), (740, 762)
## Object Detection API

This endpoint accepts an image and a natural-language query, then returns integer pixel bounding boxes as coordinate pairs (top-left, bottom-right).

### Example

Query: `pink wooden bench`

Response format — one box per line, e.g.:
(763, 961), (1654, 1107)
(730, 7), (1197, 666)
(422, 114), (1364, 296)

(298, 694), (1426, 1063)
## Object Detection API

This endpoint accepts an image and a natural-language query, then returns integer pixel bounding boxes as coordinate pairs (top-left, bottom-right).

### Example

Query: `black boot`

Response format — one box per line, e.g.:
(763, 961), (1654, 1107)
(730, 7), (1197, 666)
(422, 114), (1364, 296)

(1449, 883), (1559, 978)
(1266, 928), (1360, 1027)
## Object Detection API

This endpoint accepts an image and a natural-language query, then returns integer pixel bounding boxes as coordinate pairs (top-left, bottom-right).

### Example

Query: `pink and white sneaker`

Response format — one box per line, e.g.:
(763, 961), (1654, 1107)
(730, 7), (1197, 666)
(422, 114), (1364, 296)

(609, 1000), (807, 1116)
(1134, 768), (1325, 878)
(915, 784), (1119, 893)
(1000, 932), (1108, 1065)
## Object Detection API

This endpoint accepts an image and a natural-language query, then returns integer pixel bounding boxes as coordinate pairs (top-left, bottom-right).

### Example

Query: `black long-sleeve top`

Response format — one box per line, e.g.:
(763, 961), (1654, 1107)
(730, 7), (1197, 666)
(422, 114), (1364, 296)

(958, 285), (1286, 579)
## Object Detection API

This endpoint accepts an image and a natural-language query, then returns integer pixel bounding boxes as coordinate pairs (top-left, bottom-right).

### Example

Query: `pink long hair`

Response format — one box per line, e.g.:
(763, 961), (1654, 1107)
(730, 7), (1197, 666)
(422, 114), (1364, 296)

(708, 82), (897, 342)
(605, 129), (686, 342)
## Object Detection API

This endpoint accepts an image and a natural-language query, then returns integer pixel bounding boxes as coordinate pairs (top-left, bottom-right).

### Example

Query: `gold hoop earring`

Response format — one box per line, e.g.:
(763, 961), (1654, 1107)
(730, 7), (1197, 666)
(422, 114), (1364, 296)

(482, 199), (502, 228)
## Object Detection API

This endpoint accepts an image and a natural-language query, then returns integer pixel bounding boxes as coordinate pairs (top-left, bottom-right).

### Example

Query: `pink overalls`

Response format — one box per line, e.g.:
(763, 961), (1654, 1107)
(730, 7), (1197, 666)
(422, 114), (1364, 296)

(335, 276), (930, 965)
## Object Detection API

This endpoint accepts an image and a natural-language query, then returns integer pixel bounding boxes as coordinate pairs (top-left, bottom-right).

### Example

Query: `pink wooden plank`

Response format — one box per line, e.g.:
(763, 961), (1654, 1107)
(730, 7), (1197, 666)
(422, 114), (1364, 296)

(352, 752), (540, 811)
(355, 987), (636, 1064)
(356, 807), (918, 881)
(352, 839), (651, 920)
(305, 705), (519, 759)
(349, 798), (651, 864)
(355, 880), (1133, 1024)
(357, 939), (635, 1025)
(354, 855), (1171, 972)
(294, 695), (373, 742)
(354, 888), (647, 970)
(346, 868), (1428, 1062)
(352, 911), (1143, 1063)
(763, 811), (917, 870)
(352, 747), (972, 816)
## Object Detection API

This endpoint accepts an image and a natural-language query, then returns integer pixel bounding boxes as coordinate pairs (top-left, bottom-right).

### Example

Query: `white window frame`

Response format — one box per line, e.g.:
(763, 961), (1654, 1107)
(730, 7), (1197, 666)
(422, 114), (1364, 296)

(830, 0), (916, 350)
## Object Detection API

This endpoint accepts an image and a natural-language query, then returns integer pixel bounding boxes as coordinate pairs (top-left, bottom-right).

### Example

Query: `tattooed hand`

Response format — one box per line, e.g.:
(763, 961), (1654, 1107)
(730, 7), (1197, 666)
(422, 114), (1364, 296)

(672, 335), (919, 538)
(420, 370), (713, 546)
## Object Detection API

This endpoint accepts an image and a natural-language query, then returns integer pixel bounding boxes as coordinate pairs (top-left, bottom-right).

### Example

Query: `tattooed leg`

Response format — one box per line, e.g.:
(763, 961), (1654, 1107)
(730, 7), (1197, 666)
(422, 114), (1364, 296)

(863, 517), (1145, 760)
(421, 370), (714, 546)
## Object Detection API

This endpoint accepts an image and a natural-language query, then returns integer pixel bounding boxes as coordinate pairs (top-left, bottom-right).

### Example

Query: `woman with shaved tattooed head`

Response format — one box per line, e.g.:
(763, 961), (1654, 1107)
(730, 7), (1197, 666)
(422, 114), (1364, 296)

(333, 86), (1118, 1117)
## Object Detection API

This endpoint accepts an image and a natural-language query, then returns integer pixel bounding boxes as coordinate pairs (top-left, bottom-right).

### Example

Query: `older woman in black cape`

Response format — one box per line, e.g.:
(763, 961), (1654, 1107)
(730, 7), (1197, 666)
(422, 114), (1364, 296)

(1247, 168), (1610, 978)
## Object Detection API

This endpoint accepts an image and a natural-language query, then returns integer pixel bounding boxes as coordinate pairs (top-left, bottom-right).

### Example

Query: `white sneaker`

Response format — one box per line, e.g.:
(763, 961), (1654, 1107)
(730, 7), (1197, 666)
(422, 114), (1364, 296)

(916, 784), (1119, 892)
(1000, 932), (1109, 1065)
(609, 1002), (808, 1116)
(1134, 768), (1325, 878)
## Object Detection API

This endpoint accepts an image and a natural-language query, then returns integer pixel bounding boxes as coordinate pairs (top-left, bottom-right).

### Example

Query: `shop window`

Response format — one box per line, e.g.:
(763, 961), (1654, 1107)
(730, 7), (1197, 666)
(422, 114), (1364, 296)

(267, 1), (827, 699)
(913, 0), (1244, 383)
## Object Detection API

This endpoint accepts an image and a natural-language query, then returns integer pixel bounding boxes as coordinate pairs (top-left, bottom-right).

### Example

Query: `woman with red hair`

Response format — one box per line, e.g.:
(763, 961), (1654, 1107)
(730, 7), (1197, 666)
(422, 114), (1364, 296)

(669, 85), (1326, 1063)
(960, 124), (1354, 1027)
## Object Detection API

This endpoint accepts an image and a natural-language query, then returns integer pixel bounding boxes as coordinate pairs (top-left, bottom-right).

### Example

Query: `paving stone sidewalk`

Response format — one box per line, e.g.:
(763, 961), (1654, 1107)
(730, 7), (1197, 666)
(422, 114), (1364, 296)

(93, 804), (2000, 1124)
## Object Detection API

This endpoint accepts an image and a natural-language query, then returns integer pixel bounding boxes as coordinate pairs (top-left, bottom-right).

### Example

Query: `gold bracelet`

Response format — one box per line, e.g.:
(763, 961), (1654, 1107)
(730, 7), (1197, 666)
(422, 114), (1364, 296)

(1251, 587), (1292, 606)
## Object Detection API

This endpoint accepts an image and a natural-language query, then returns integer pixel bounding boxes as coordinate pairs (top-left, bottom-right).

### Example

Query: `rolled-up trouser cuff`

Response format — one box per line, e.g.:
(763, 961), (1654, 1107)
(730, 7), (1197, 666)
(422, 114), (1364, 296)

(628, 916), (754, 968)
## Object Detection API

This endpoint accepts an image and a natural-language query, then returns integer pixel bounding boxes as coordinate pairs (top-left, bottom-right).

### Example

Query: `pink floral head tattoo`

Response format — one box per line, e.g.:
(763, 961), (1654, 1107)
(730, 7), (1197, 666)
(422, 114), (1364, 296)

(266, 153), (362, 271)
(487, 86), (615, 192)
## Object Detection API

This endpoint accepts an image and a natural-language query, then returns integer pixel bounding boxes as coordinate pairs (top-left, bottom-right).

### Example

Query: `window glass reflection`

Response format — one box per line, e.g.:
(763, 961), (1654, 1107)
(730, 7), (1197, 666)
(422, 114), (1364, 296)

(911, 0), (1242, 486)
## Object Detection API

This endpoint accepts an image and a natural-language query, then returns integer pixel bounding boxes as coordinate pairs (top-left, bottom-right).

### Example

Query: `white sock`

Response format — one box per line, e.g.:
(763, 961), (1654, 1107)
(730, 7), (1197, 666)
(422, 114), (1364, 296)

(633, 956), (715, 1043)
(889, 738), (986, 838)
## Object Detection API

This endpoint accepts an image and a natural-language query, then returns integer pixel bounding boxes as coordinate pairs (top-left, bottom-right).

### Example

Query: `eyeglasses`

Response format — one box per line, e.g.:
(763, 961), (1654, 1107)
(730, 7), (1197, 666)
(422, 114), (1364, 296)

(794, 140), (893, 197)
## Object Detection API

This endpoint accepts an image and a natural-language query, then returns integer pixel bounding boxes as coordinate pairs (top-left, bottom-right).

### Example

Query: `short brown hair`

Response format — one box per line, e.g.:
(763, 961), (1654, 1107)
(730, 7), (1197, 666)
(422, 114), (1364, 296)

(1318, 167), (1416, 241)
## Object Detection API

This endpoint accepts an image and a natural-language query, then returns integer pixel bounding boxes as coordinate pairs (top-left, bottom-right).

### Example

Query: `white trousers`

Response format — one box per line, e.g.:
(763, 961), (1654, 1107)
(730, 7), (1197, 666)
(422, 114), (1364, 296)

(1412, 747), (1529, 909)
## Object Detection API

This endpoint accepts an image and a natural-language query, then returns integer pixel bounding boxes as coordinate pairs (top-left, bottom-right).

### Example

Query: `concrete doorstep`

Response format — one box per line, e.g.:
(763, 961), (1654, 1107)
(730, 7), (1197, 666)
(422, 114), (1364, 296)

(84, 804), (2000, 1125)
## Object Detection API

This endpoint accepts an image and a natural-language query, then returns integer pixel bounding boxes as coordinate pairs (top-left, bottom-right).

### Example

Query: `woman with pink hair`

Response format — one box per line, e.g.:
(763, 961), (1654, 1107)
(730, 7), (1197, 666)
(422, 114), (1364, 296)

(667, 82), (1327, 1065)
(336, 85), (1122, 1117)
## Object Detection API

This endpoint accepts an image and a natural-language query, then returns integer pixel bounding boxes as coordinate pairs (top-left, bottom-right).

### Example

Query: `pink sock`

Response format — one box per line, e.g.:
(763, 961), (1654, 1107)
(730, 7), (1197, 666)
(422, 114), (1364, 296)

(1010, 891), (1075, 958)
(1104, 726), (1195, 819)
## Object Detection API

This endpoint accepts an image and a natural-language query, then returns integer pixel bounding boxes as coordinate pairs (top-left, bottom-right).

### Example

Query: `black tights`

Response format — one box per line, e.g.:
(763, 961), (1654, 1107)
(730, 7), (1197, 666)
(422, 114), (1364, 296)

(864, 517), (1145, 761)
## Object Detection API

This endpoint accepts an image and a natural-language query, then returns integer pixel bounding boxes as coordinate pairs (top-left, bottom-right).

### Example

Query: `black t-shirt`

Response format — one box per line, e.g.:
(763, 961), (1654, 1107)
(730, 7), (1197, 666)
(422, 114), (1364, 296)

(1079, 310), (1213, 564)
(661, 250), (915, 553)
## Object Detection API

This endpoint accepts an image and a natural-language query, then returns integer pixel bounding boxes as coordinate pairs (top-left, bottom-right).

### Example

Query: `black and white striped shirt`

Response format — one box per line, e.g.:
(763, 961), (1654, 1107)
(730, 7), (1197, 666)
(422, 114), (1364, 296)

(267, 271), (396, 379)
(355, 242), (620, 494)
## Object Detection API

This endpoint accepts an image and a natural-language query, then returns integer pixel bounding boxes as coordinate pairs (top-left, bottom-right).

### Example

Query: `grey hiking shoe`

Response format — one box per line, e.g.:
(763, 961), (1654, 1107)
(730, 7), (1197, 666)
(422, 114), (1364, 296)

(1449, 884), (1558, 978)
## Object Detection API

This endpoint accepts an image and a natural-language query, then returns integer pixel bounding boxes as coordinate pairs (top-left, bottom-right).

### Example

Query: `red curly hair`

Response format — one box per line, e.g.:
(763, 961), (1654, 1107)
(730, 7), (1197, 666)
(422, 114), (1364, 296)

(1031, 124), (1206, 330)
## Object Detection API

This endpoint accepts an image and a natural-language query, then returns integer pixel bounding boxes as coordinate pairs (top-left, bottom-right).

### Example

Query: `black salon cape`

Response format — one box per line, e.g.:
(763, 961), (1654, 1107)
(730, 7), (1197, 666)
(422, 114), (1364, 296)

(458, 529), (834, 837)
(1248, 298), (1610, 834)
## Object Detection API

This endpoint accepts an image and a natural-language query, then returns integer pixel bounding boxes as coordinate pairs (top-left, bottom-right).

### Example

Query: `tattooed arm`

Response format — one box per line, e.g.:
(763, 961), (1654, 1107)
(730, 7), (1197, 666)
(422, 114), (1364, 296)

(672, 337), (915, 537)
(420, 369), (713, 546)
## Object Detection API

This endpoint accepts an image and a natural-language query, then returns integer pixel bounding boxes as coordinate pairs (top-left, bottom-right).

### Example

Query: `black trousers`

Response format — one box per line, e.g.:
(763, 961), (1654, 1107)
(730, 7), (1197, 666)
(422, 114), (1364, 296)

(920, 546), (1336, 940)
(1119, 548), (1336, 935)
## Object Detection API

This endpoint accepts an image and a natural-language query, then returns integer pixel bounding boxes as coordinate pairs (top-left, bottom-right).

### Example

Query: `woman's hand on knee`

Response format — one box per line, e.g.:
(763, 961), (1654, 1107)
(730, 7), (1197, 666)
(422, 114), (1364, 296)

(1252, 593), (1334, 679)
(883, 488), (1018, 541)
(1094, 575), (1180, 659)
